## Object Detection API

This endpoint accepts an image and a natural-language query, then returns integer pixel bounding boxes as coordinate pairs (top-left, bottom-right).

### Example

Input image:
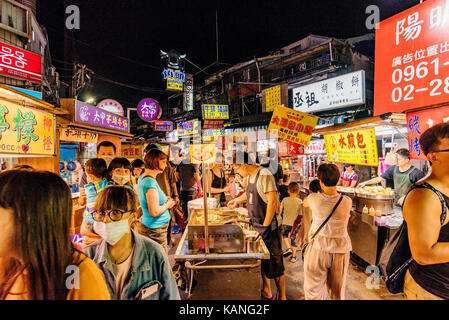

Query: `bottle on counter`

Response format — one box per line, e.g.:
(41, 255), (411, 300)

(369, 206), (376, 216)
(362, 205), (369, 215)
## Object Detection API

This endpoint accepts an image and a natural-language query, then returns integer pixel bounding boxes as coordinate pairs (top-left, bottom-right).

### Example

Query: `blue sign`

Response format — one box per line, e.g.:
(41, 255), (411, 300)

(8, 85), (43, 100)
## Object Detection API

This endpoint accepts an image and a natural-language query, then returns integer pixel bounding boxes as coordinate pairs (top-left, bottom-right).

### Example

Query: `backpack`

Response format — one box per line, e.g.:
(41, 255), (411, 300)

(378, 182), (448, 294)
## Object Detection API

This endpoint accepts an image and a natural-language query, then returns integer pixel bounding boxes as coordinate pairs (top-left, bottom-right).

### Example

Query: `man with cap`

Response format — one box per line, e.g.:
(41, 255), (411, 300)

(228, 152), (286, 300)
(338, 164), (359, 188)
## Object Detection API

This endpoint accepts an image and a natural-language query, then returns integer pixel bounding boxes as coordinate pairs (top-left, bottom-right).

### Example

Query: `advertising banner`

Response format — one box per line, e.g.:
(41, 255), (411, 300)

(268, 105), (319, 146)
(190, 144), (216, 164)
(0, 42), (42, 83)
(374, 0), (449, 115)
(75, 101), (129, 133)
(324, 128), (378, 166)
(407, 106), (449, 159)
(177, 119), (200, 136)
(121, 144), (142, 158)
(202, 104), (229, 120)
(0, 99), (55, 155)
(154, 120), (173, 132)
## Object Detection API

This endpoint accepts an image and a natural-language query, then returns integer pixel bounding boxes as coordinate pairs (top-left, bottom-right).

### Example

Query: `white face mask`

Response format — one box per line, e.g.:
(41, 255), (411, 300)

(101, 156), (114, 167)
(93, 220), (130, 246)
(112, 174), (131, 185)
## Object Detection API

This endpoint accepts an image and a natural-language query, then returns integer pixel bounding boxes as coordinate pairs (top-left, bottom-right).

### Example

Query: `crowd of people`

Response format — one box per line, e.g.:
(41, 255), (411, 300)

(1, 123), (449, 300)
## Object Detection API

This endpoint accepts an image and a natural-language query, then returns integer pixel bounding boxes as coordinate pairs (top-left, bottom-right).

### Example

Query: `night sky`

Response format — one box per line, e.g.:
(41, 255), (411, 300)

(36, 0), (422, 109)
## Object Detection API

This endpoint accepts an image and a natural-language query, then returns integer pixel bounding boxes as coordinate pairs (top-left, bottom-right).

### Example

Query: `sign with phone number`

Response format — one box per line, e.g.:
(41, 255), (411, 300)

(374, 0), (449, 115)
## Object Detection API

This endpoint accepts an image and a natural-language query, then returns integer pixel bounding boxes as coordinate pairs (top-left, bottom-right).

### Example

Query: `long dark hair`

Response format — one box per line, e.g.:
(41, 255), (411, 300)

(0, 170), (80, 300)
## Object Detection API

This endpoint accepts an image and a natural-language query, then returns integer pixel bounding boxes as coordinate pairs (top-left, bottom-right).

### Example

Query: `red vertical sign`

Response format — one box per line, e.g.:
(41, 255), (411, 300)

(407, 106), (449, 159)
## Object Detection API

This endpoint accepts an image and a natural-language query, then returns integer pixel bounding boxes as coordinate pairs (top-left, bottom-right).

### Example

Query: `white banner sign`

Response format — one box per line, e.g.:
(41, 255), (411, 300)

(292, 70), (366, 113)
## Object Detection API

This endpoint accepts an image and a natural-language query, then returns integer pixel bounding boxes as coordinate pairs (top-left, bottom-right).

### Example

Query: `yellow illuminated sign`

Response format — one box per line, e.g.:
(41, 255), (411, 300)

(0, 99), (55, 155)
(324, 128), (378, 166)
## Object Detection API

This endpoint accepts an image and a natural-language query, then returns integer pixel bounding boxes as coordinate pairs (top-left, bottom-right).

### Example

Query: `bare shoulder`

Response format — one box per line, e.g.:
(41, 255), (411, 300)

(403, 186), (442, 222)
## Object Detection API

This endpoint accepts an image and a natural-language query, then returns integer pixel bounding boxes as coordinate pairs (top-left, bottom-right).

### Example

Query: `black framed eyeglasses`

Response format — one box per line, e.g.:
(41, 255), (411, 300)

(92, 209), (132, 222)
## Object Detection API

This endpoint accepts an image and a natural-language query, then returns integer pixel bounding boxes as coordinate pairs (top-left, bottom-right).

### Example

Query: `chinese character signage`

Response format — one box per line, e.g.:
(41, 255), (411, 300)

(177, 119), (200, 136)
(268, 105), (319, 146)
(75, 101), (129, 133)
(163, 68), (185, 91)
(0, 99), (54, 155)
(305, 139), (326, 154)
(292, 71), (366, 113)
(190, 144), (216, 164)
(264, 85), (281, 113)
(324, 128), (378, 166)
(60, 128), (98, 143)
(0, 42), (42, 83)
(121, 144), (142, 158)
(154, 120), (173, 132)
(374, 0), (449, 115)
(407, 106), (449, 159)
(202, 104), (229, 120)
(97, 99), (124, 117)
(137, 98), (161, 122)
(184, 73), (194, 111)
(288, 141), (305, 156)
(279, 140), (288, 157)
(202, 120), (224, 130)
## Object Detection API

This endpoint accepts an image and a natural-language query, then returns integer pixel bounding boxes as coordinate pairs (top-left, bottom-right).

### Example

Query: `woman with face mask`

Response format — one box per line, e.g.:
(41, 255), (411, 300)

(83, 186), (179, 300)
(107, 158), (136, 191)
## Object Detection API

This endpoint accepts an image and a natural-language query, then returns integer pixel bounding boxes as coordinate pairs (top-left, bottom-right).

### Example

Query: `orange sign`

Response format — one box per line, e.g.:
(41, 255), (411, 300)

(324, 128), (378, 166)
(374, 0), (449, 115)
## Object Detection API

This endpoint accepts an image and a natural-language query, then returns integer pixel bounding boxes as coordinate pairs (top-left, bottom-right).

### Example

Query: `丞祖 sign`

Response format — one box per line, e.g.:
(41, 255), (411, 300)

(60, 128), (98, 143)
(0, 99), (55, 155)
(137, 98), (161, 122)
(202, 104), (229, 120)
(407, 106), (449, 159)
(324, 128), (378, 166)
(268, 105), (319, 146)
(0, 42), (42, 83)
(374, 0), (449, 115)
(292, 70), (366, 113)
(75, 101), (129, 133)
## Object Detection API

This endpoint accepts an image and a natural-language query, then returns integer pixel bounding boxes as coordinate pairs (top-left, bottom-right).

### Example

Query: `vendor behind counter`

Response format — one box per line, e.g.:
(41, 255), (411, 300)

(359, 149), (426, 205)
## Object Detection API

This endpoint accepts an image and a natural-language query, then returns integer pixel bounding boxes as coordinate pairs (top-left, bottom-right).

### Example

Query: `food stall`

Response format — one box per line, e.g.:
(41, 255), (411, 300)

(0, 84), (64, 172)
(313, 113), (411, 266)
(174, 144), (270, 300)
(59, 99), (135, 239)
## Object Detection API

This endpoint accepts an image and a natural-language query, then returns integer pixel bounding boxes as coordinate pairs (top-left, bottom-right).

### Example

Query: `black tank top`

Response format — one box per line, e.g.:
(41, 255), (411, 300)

(211, 168), (226, 203)
(409, 189), (449, 299)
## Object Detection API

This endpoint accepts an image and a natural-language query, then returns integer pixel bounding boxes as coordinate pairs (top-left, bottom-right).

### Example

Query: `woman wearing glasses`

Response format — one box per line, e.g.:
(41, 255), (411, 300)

(83, 185), (180, 300)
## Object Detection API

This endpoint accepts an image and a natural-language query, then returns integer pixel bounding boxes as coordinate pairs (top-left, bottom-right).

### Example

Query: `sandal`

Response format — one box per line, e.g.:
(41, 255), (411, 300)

(283, 248), (293, 257)
(289, 256), (297, 263)
(261, 293), (275, 300)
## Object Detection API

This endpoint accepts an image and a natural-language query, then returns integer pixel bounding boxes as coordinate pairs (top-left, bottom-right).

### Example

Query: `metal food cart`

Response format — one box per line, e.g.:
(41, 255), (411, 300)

(174, 163), (270, 300)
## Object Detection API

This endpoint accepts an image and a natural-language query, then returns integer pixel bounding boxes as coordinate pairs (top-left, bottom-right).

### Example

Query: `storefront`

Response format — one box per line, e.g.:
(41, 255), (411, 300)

(0, 84), (63, 173)
(59, 98), (134, 237)
(313, 112), (418, 266)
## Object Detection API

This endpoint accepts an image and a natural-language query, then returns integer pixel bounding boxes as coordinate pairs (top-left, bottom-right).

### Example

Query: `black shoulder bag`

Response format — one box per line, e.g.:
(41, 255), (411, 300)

(301, 195), (344, 260)
(378, 182), (448, 294)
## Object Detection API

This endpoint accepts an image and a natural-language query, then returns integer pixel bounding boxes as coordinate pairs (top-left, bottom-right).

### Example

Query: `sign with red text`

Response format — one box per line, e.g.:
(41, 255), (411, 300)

(288, 141), (305, 155)
(374, 0), (449, 115)
(268, 105), (318, 146)
(407, 106), (449, 159)
(324, 128), (378, 166)
(279, 140), (288, 157)
(0, 42), (42, 83)
(305, 139), (326, 154)
(154, 120), (173, 132)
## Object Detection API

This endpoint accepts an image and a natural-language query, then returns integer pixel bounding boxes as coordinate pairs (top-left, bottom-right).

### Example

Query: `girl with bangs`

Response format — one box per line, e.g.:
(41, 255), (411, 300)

(0, 170), (110, 300)
(83, 185), (179, 300)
